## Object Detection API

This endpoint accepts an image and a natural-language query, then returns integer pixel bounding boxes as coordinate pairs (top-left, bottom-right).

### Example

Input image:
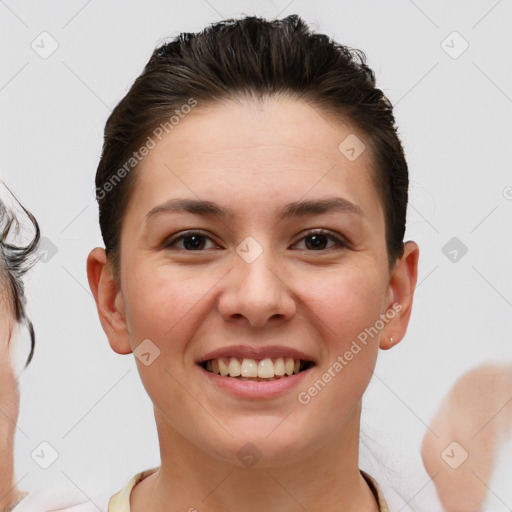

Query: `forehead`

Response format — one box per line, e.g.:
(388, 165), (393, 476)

(131, 96), (383, 227)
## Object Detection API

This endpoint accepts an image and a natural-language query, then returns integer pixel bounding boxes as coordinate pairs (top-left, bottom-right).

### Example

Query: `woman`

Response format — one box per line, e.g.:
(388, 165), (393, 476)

(0, 184), (39, 511)
(18, 14), (419, 511)
(89, 14), (418, 511)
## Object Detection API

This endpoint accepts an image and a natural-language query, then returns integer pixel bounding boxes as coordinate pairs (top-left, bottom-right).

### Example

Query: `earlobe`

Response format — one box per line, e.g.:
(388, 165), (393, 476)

(86, 248), (132, 355)
(380, 335), (399, 350)
(379, 241), (420, 350)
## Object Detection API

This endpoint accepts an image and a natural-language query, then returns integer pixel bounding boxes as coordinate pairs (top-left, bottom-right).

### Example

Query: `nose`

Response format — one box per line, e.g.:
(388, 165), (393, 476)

(217, 246), (296, 328)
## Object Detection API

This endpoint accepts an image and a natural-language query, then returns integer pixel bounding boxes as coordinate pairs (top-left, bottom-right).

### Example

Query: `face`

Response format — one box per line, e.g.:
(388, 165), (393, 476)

(0, 280), (13, 350)
(89, 96), (418, 467)
(0, 274), (18, 414)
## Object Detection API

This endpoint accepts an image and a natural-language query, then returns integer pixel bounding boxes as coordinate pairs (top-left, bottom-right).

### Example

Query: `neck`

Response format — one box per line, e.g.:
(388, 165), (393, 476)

(131, 403), (379, 512)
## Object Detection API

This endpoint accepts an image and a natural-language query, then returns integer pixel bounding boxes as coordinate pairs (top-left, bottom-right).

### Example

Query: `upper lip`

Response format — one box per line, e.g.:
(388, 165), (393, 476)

(196, 345), (316, 364)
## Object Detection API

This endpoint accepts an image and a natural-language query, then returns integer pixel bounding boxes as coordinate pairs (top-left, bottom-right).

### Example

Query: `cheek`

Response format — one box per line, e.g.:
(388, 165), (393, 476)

(301, 264), (386, 345)
(0, 319), (9, 347)
(122, 262), (219, 352)
(0, 310), (17, 395)
(0, 300), (14, 350)
(296, 266), (385, 401)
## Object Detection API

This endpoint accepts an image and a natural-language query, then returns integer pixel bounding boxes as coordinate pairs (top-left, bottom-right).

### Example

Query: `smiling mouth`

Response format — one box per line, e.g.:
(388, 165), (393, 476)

(200, 356), (314, 381)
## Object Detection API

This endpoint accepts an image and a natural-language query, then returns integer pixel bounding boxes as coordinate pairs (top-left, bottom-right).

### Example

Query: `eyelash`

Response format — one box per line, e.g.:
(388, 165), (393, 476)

(164, 229), (349, 252)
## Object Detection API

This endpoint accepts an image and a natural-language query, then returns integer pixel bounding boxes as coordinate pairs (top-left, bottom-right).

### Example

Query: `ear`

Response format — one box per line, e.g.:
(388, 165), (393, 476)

(380, 241), (420, 350)
(86, 248), (132, 355)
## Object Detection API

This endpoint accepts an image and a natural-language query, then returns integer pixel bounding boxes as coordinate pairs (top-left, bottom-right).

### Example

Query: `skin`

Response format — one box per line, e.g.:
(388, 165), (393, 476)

(422, 364), (512, 512)
(0, 282), (22, 510)
(87, 96), (419, 512)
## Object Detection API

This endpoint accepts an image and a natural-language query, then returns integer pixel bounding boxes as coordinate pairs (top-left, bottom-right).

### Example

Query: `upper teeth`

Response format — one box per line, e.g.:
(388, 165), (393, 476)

(205, 357), (302, 378)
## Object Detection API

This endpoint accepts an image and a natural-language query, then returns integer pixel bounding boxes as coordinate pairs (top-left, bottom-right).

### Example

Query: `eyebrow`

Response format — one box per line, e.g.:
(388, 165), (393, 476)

(146, 197), (364, 220)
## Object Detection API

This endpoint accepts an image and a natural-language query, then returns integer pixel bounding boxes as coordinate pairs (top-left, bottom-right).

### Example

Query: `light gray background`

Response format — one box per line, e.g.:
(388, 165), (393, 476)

(1, 1), (511, 510)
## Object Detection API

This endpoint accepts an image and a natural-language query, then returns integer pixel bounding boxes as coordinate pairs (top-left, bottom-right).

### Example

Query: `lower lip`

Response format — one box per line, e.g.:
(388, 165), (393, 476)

(198, 364), (313, 399)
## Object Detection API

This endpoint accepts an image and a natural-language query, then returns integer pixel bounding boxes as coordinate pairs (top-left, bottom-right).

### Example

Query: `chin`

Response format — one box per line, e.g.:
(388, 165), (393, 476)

(202, 428), (318, 470)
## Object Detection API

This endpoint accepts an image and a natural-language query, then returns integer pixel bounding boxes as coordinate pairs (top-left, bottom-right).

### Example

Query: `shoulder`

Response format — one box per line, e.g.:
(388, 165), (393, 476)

(12, 488), (111, 512)
(12, 468), (159, 512)
(360, 470), (390, 512)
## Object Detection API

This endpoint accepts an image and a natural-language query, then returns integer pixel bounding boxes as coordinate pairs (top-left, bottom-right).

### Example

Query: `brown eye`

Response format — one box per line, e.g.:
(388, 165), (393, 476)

(293, 230), (347, 251)
(164, 231), (219, 251)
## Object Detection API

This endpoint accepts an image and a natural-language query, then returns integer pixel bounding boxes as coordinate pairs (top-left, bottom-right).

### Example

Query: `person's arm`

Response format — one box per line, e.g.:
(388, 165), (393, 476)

(421, 364), (512, 512)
